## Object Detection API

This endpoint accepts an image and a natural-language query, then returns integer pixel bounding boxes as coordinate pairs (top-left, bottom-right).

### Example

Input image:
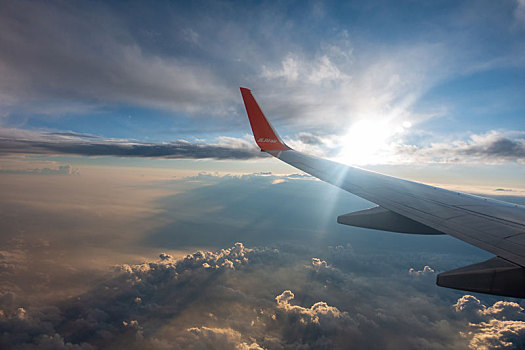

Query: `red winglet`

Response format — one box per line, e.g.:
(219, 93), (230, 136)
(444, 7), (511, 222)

(240, 87), (290, 151)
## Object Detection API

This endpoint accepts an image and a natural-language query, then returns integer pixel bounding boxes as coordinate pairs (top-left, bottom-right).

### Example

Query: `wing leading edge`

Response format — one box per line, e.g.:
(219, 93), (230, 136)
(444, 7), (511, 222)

(240, 87), (525, 298)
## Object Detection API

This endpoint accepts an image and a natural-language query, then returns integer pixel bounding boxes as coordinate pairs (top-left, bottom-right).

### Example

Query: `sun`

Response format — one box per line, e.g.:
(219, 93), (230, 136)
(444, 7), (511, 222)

(337, 118), (410, 165)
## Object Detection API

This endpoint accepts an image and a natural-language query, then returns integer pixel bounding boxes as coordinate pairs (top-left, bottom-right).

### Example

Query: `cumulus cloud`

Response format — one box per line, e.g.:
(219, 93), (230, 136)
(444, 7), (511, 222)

(468, 319), (525, 350)
(0, 243), (279, 349)
(455, 295), (486, 315)
(273, 290), (360, 348)
(0, 129), (263, 160)
(185, 326), (263, 350)
(0, 236), (474, 350)
(455, 295), (525, 349)
(275, 289), (349, 324)
(311, 257), (329, 271)
(4, 234), (524, 349)
(2, 171), (524, 349)
(408, 265), (435, 277)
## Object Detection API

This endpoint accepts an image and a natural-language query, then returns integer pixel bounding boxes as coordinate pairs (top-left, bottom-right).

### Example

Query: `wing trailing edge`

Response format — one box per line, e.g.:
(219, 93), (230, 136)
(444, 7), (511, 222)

(337, 206), (444, 235)
(437, 257), (525, 298)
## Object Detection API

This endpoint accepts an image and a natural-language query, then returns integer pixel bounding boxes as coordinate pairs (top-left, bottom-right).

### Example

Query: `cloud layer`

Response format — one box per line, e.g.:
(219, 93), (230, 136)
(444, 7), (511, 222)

(2, 240), (524, 349)
(3, 127), (525, 165)
(1, 157), (525, 349)
(0, 129), (262, 160)
(455, 295), (525, 349)
(0, 243), (279, 349)
(394, 131), (525, 164)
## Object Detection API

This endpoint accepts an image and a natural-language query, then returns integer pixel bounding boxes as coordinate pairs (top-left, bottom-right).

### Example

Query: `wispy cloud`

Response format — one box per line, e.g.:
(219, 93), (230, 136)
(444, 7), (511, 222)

(515, 0), (525, 25)
(0, 164), (78, 176)
(1, 1), (521, 128)
(256, 41), (447, 132)
(0, 1), (234, 116)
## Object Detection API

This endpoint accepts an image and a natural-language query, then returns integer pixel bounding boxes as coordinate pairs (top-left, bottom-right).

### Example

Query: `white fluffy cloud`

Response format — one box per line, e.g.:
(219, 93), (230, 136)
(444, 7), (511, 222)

(185, 326), (263, 350)
(3, 239), (525, 349)
(455, 295), (525, 349)
(275, 289), (350, 324)
(0, 243), (279, 349)
(409, 265), (435, 277)
(515, 0), (525, 25)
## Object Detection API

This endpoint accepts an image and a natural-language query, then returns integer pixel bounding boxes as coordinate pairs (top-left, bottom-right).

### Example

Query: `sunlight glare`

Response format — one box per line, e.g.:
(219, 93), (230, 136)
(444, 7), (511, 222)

(337, 118), (410, 165)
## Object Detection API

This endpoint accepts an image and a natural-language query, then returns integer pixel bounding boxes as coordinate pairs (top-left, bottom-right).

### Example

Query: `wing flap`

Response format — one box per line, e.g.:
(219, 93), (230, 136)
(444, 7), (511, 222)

(337, 206), (444, 235)
(437, 257), (525, 298)
(278, 147), (525, 267)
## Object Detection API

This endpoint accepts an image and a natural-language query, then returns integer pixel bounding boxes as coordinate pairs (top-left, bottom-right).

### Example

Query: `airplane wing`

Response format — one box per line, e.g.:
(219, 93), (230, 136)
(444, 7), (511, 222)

(240, 87), (525, 298)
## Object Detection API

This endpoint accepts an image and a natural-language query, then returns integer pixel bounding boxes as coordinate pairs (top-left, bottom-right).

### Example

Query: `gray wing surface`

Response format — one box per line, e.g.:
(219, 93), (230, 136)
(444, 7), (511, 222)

(241, 87), (525, 298)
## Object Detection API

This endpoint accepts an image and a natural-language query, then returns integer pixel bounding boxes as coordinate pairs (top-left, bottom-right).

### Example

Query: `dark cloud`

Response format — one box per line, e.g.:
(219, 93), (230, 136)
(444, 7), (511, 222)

(0, 130), (263, 160)
(5, 127), (525, 164)
(395, 132), (525, 163)
(461, 137), (525, 159)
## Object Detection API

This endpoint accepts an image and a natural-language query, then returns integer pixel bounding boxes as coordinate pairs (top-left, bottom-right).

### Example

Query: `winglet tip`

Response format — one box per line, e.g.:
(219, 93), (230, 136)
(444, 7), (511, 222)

(240, 87), (290, 151)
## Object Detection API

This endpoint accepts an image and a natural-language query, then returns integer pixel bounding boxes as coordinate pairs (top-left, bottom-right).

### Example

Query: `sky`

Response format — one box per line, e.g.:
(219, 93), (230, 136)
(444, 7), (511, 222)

(1, 0), (525, 349)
